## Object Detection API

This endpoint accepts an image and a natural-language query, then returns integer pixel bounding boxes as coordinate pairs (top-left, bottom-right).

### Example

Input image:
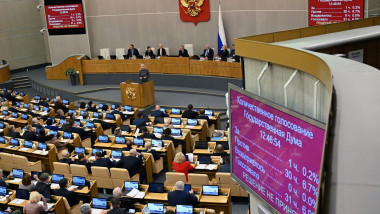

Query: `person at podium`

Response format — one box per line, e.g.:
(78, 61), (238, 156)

(139, 63), (150, 83)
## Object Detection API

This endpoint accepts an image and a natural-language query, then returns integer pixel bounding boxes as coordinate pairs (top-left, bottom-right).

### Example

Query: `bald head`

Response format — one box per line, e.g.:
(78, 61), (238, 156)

(113, 187), (122, 198)
(130, 149), (138, 157)
(155, 105), (160, 111)
(175, 181), (185, 191)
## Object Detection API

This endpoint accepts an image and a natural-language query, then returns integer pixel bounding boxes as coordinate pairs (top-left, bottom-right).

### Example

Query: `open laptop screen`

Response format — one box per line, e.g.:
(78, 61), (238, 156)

(176, 205), (193, 214)
(52, 174), (64, 184)
(202, 185), (219, 196)
(171, 118), (181, 125)
(147, 203), (164, 214)
(72, 176), (86, 186)
(148, 182), (164, 193)
(92, 198), (107, 209)
(124, 181), (139, 191)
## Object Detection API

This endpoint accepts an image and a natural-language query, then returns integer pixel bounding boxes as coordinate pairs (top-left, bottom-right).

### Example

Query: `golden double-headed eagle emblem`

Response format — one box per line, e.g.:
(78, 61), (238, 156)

(126, 87), (136, 100)
(180, 0), (205, 17)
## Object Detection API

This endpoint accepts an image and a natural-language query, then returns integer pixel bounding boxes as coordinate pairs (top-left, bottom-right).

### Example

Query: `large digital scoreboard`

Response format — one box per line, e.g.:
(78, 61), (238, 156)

(44, 0), (86, 35)
(229, 85), (327, 214)
(309, 0), (364, 26)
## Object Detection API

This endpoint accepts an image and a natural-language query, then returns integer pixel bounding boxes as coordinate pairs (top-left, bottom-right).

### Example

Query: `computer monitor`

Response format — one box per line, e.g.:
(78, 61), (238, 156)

(148, 182), (164, 193)
(38, 142), (47, 151)
(59, 119), (66, 125)
(12, 169), (24, 178)
(63, 132), (72, 139)
(160, 108), (165, 112)
(33, 105), (40, 111)
(184, 184), (191, 192)
(53, 98), (57, 102)
(75, 147), (85, 154)
(20, 92), (25, 97)
(133, 138), (144, 146)
(115, 136), (125, 144)
(147, 203), (164, 214)
(198, 156), (211, 164)
(48, 117), (55, 123)
(80, 111), (87, 116)
(0, 122), (3, 129)
(23, 103), (28, 108)
(171, 128), (181, 136)
(11, 112), (18, 118)
(75, 121), (81, 126)
(111, 104), (116, 110)
(124, 105), (132, 111)
(68, 109), (76, 114)
(24, 140), (33, 148)
(106, 113), (115, 120)
(21, 113), (28, 120)
(92, 148), (103, 155)
(2, 110), (8, 116)
(187, 119), (198, 126)
(92, 198), (108, 209)
(0, 137), (5, 144)
(98, 103), (104, 109)
(93, 112), (99, 118)
(202, 185), (219, 196)
(16, 189), (29, 200)
(171, 118), (181, 125)
(16, 102), (20, 107)
(62, 99), (69, 105)
(151, 139), (162, 148)
(49, 130), (58, 137)
(86, 121), (94, 128)
(31, 171), (42, 181)
(35, 95), (41, 100)
(10, 138), (19, 146)
(98, 135), (109, 143)
(171, 108), (181, 115)
(205, 110), (213, 116)
(72, 176), (86, 186)
(52, 174), (64, 184)
(153, 127), (163, 134)
(0, 186), (6, 196)
(176, 205), (193, 214)
(43, 106), (49, 112)
(120, 125), (130, 132)
(124, 181), (139, 191)
(111, 150), (122, 159)
(46, 97), (50, 102)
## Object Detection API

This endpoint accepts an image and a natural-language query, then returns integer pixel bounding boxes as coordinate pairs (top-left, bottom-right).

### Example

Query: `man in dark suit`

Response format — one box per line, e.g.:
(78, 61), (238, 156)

(111, 188), (135, 210)
(138, 126), (156, 139)
(168, 181), (198, 206)
(182, 104), (198, 119)
(156, 43), (166, 57)
(200, 44), (214, 60)
(4, 89), (16, 102)
(59, 150), (74, 164)
(179, 45), (189, 57)
(111, 105), (127, 121)
(126, 44), (140, 58)
(86, 101), (98, 112)
(25, 104), (37, 118)
(151, 105), (168, 118)
(55, 109), (66, 119)
(6, 125), (21, 138)
(132, 112), (146, 129)
(35, 173), (53, 201)
(230, 44), (240, 62)
(54, 178), (80, 207)
(116, 149), (142, 177)
(38, 97), (50, 108)
(107, 197), (129, 214)
(66, 120), (91, 141)
(74, 153), (92, 174)
(8, 102), (18, 112)
(32, 118), (43, 129)
(23, 125), (38, 141)
(218, 156), (231, 173)
(92, 152), (115, 169)
(196, 109), (211, 126)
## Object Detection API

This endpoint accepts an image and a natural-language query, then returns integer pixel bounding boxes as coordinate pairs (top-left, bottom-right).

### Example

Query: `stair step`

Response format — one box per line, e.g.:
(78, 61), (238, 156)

(12, 79), (29, 83)
(11, 76), (29, 80)
(13, 82), (31, 86)
(14, 85), (32, 89)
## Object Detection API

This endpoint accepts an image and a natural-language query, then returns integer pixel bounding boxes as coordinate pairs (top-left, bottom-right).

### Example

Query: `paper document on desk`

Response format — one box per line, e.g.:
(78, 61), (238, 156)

(186, 153), (194, 162)
(126, 188), (139, 197)
(134, 128), (139, 138)
(51, 183), (59, 189)
(185, 125), (194, 128)
(7, 118), (15, 120)
(103, 119), (112, 122)
(134, 191), (145, 199)
(0, 196), (7, 201)
(12, 178), (22, 183)
(123, 111), (134, 115)
(10, 199), (25, 204)
(39, 112), (48, 116)
(88, 156), (95, 161)
(19, 147), (29, 151)
(0, 129), (3, 132)
(173, 125), (181, 128)
(91, 208), (104, 214)
(33, 150), (43, 154)
(61, 139), (70, 143)
(38, 201), (54, 211)
(196, 164), (206, 170)
(172, 136), (181, 139)
(68, 185), (78, 191)
(205, 164), (218, 170)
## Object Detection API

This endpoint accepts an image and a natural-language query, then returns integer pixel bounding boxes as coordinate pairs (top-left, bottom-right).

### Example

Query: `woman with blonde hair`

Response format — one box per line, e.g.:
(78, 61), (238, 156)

(23, 191), (47, 214)
(172, 152), (194, 182)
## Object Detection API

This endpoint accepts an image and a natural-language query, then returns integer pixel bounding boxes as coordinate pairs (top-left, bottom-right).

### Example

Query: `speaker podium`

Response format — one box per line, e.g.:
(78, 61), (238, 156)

(120, 80), (155, 108)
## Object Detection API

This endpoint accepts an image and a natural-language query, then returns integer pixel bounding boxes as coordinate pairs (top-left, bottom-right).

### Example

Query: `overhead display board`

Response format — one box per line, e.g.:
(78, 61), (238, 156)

(309, 0), (364, 26)
(229, 85), (327, 214)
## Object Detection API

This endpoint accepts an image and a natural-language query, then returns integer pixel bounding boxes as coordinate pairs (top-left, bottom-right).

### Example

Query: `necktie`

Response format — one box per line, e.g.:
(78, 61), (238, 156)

(206, 50), (208, 56)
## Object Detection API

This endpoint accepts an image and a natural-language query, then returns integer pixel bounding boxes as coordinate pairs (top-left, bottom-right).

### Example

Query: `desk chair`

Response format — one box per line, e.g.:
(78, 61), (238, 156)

(184, 44), (194, 56)
(164, 47), (170, 56)
(13, 155), (42, 173)
(53, 162), (72, 178)
(70, 164), (91, 180)
(110, 168), (139, 189)
(143, 152), (163, 174)
(52, 195), (83, 214)
(188, 173), (215, 188)
(164, 172), (186, 186)
(91, 166), (113, 192)
(0, 153), (15, 171)
(216, 173), (248, 197)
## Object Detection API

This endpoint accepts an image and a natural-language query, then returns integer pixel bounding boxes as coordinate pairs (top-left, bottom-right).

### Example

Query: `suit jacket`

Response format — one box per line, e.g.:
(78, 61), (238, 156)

(157, 48), (166, 57)
(111, 110), (127, 121)
(196, 115), (211, 126)
(86, 106), (98, 112)
(54, 188), (80, 207)
(139, 69), (150, 83)
(220, 49), (229, 61)
(26, 110), (37, 118)
(4, 92), (15, 102)
(179, 49), (189, 57)
(92, 158), (114, 169)
(161, 134), (179, 147)
(59, 158), (74, 165)
(0, 180), (7, 187)
(167, 190), (198, 206)
(151, 110), (168, 118)
(142, 149), (160, 161)
(138, 132), (156, 140)
(116, 156), (142, 177)
(6, 131), (21, 138)
(38, 101), (50, 108)
(127, 48), (140, 58)
(132, 118), (146, 128)
(144, 50), (155, 58)
(54, 101), (68, 113)
(55, 114), (66, 119)
(23, 131), (38, 141)
(35, 182), (52, 197)
(230, 49), (235, 57)
(107, 206), (128, 214)
(201, 48), (214, 60)
(8, 107), (18, 112)
(182, 110), (198, 119)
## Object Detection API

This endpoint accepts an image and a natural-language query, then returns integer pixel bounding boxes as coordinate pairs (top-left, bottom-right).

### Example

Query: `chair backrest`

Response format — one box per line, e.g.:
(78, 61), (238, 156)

(188, 173), (210, 187)
(53, 162), (71, 174)
(91, 166), (111, 178)
(164, 172), (186, 186)
(100, 48), (110, 60)
(164, 47), (170, 56)
(115, 48), (125, 59)
(215, 172), (235, 185)
(70, 164), (89, 178)
(110, 168), (131, 188)
(151, 47), (156, 54)
(184, 44), (194, 56)
(62, 197), (71, 213)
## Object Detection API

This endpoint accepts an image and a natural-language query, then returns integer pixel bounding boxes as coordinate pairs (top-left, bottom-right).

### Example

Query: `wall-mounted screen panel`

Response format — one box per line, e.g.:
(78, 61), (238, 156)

(309, 0), (363, 26)
(229, 85), (326, 214)
(44, 0), (86, 35)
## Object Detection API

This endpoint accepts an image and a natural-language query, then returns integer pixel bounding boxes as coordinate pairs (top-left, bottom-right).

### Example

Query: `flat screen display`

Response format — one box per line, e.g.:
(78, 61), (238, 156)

(152, 139), (162, 148)
(202, 185), (218, 196)
(92, 148), (102, 155)
(111, 150), (122, 159)
(24, 141), (33, 148)
(0, 186), (6, 196)
(98, 135), (108, 143)
(75, 147), (85, 154)
(229, 85), (326, 214)
(171, 118), (181, 125)
(92, 198), (107, 209)
(115, 136), (125, 144)
(176, 205), (193, 214)
(52, 174), (64, 183)
(309, 0), (363, 26)
(13, 169), (24, 178)
(147, 203), (164, 214)
(133, 138), (144, 146)
(73, 176), (85, 186)
(38, 142), (47, 150)
(124, 181), (139, 191)
(44, 0), (86, 35)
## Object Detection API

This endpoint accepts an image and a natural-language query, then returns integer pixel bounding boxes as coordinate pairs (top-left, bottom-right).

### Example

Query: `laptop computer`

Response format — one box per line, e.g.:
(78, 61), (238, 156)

(51, 174), (64, 184)
(148, 182), (164, 193)
(11, 112), (18, 118)
(21, 113), (28, 120)
(98, 135), (109, 143)
(24, 140), (33, 148)
(147, 203), (164, 214)
(92, 198), (108, 209)
(205, 110), (213, 116)
(0, 137), (5, 144)
(75, 147), (85, 154)
(86, 121), (95, 129)
(124, 105), (132, 111)
(194, 141), (208, 149)
(93, 112), (99, 118)
(72, 176), (86, 190)
(80, 110), (87, 116)
(0, 122), (4, 129)
(111, 150), (122, 159)
(35, 95), (41, 101)
(10, 138), (19, 147)
(43, 106), (49, 112)
(198, 156), (211, 164)
(176, 205), (193, 214)
(63, 132), (72, 139)
(187, 119), (198, 126)
(49, 130), (58, 137)
(133, 138), (144, 146)
(106, 113), (115, 120)
(111, 105), (116, 110)
(0, 186), (7, 196)
(171, 118), (181, 125)
(92, 148), (103, 156)
(13, 169), (23, 179)
(153, 127), (163, 134)
(115, 136), (126, 144)
(123, 181), (139, 194)
(59, 119), (66, 125)
(202, 185), (219, 196)
(68, 109), (76, 114)
(120, 125), (131, 132)
(62, 100), (69, 105)
(38, 142), (47, 151)
(171, 108), (181, 115)
(171, 128), (181, 136)
(151, 139), (162, 148)
(16, 189), (29, 200)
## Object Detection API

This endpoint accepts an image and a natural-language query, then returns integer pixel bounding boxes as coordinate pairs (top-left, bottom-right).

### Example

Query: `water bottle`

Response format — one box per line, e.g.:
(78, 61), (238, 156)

(32, 144), (36, 150)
